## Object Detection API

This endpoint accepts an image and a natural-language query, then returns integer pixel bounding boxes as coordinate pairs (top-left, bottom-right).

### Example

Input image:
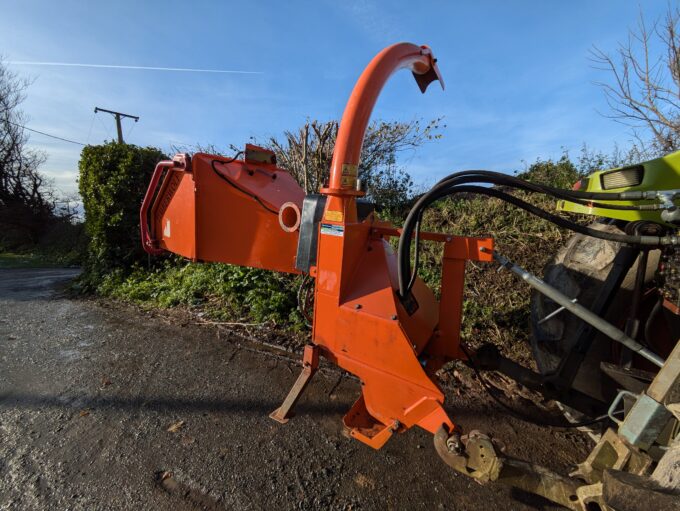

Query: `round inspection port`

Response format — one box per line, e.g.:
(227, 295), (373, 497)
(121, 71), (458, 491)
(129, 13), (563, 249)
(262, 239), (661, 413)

(278, 202), (301, 232)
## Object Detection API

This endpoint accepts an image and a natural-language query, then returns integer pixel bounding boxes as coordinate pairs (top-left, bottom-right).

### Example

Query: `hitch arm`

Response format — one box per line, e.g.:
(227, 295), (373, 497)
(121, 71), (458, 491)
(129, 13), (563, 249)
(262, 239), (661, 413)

(434, 427), (581, 510)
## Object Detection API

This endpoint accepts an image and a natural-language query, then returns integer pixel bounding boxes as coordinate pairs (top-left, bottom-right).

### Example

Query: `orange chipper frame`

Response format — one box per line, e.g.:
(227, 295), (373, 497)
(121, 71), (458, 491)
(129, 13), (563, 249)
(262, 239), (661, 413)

(141, 43), (493, 450)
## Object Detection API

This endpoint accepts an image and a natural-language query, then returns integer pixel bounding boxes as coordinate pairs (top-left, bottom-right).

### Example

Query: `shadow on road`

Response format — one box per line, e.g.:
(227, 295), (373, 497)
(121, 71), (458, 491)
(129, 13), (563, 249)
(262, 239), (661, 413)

(0, 391), (348, 417)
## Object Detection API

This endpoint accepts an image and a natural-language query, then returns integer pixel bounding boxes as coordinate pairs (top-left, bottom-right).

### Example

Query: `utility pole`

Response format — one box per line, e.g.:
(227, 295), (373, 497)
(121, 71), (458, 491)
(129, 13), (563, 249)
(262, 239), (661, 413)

(94, 107), (139, 144)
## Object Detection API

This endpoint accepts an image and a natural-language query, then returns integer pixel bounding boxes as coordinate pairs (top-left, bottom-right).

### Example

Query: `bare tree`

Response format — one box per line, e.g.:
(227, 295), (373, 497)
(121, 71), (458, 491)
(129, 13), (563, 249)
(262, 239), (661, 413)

(269, 120), (337, 194)
(591, 7), (680, 155)
(171, 118), (443, 210)
(269, 118), (443, 208)
(0, 59), (52, 245)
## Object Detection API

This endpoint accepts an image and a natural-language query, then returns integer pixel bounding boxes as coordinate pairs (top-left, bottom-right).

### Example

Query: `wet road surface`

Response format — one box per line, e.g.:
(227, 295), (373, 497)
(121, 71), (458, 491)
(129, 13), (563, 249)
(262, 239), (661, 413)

(0, 268), (591, 510)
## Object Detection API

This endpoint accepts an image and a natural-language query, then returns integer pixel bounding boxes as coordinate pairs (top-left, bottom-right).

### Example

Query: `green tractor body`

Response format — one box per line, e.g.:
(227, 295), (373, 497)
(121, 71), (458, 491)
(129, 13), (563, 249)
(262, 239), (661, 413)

(557, 150), (680, 224)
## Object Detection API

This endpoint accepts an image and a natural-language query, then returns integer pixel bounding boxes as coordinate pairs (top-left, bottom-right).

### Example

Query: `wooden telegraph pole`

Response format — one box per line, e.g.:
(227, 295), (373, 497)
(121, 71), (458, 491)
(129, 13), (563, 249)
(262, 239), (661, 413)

(94, 107), (139, 144)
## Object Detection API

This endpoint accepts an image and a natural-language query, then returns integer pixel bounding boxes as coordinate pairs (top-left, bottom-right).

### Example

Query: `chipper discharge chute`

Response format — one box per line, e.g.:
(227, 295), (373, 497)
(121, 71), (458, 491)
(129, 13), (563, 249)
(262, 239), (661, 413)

(141, 43), (680, 510)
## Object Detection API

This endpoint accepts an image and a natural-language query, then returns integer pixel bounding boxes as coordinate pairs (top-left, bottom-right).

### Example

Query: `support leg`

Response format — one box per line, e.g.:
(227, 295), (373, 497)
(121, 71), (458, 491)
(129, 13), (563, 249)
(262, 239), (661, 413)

(269, 344), (319, 424)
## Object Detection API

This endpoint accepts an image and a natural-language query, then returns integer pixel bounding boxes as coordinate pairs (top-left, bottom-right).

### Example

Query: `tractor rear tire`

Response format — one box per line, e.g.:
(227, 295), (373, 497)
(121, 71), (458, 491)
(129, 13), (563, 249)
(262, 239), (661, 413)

(529, 222), (660, 404)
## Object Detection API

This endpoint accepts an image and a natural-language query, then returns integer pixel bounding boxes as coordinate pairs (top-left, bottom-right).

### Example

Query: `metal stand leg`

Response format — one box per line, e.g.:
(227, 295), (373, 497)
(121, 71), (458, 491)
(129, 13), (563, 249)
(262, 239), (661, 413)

(269, 345), (319, 424)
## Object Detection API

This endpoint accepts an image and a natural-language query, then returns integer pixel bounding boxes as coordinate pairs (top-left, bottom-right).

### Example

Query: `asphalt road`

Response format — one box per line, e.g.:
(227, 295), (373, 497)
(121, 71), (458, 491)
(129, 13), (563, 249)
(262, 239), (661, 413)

(0, 268), (591, 510)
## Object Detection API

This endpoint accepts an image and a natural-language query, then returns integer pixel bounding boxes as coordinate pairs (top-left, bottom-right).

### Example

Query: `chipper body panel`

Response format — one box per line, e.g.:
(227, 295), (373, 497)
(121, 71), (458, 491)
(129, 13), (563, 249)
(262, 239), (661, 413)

(142, 150), (304, 274)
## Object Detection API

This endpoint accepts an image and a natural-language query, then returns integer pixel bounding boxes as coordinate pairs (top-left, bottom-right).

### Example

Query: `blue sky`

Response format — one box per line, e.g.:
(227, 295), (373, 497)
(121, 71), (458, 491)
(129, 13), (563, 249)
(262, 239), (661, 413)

(1, 1), (673, 196)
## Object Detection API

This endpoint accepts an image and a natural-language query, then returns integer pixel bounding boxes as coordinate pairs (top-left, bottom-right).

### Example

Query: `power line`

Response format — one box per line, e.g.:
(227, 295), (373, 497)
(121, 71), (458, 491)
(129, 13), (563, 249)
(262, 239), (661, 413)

(6, 119), (86, 146)
(125, 119), (136, 141)
(96, 112), (114, 140)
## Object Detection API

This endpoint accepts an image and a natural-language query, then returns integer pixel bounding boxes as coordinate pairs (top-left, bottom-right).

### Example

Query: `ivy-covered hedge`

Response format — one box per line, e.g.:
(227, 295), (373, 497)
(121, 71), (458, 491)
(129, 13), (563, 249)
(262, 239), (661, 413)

(98, 259), (304, 328)
(77, 142), (165, 289)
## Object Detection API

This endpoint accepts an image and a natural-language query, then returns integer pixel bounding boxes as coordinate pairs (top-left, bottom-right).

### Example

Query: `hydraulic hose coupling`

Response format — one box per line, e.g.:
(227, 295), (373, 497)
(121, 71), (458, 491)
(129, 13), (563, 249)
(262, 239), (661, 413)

(656, 235), (680, 245)
(661, 205), (680, 225)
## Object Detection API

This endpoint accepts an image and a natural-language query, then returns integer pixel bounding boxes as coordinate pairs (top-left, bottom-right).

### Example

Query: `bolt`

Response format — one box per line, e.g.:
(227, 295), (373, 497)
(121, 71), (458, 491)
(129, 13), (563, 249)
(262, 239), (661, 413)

(391, 420), (401, 432)
(391, 314), (398, 320)
(446, 431), (464, 454)
(354, 304), (362, 310)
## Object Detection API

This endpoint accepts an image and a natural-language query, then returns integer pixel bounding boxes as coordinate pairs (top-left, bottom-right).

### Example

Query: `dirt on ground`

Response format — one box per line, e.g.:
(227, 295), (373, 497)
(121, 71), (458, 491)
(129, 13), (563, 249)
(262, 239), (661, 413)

(0, 268), (593, 510)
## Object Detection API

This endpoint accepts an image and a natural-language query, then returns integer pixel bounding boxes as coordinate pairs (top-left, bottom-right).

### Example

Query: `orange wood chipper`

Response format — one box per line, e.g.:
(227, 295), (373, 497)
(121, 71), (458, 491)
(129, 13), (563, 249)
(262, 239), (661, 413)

(141, 43), (680, 509)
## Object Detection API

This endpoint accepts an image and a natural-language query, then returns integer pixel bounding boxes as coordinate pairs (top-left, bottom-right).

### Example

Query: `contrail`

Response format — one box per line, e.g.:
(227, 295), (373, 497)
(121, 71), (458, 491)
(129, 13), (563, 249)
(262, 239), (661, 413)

(6, 61), (263, 74)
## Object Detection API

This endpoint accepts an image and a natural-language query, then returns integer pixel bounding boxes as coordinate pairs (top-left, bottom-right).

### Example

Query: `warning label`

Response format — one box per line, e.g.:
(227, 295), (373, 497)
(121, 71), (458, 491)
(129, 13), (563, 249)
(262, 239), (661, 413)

(320, 223), (344, 237)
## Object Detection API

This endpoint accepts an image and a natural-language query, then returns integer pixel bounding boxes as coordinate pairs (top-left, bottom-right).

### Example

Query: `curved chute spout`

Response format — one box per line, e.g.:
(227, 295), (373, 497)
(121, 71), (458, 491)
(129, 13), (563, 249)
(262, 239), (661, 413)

(325, 43), (444, 199)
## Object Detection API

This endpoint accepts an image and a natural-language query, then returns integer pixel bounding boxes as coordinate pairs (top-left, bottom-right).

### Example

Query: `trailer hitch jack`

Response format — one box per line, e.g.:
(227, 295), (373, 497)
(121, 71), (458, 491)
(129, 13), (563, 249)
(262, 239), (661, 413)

(270, 344), (319, 424)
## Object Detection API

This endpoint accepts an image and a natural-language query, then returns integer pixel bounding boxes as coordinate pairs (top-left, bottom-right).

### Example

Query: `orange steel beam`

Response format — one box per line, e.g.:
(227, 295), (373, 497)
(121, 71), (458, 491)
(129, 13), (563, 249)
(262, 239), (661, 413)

(371, 224), (463, 243)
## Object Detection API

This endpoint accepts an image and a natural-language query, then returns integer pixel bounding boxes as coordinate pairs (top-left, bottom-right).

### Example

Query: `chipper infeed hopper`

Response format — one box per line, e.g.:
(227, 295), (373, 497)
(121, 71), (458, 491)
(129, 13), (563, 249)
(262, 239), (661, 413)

(141, 43), (680, 510)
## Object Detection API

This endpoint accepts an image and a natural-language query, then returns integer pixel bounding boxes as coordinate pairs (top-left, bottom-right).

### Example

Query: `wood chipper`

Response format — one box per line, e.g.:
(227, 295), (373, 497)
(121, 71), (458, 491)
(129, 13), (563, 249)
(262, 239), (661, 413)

(140, 43), (680, 509)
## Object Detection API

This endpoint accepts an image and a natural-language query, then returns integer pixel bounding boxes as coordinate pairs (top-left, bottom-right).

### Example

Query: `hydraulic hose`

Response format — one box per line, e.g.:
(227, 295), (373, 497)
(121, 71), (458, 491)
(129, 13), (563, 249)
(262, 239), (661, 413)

(434, 169), (660, 202)
(434, 170), (660, 209)
(397, 175), (680, 299)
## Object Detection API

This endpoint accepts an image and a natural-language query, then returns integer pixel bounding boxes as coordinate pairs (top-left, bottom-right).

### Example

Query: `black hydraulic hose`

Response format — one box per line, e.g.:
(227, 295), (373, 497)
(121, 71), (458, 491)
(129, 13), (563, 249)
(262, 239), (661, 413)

(436, 170), (657, 210)
(434, 169), (658, 202)
(400, 183), (677, 297)
(400, 171), (680, 286)
(210, 156), (280, 215)
(397, 182), (679, 298)
(407, 215), (423, 291)
(644, 297), (664, 350)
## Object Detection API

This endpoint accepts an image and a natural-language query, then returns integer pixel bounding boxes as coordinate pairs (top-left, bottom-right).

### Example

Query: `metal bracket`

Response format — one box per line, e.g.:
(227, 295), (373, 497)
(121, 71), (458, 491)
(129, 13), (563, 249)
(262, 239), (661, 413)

(294, 195), (327, 273)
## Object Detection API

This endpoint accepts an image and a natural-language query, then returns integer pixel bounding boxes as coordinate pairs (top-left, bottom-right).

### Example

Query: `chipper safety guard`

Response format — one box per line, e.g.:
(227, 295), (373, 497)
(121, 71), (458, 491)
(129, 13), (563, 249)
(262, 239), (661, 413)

(141, 43), (680, 510)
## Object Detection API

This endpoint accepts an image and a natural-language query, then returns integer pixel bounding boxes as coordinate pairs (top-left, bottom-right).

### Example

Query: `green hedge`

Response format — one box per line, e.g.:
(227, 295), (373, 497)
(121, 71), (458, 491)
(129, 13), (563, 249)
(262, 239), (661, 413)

(98, 259), (304, 328)
(78, 142), (165, 289)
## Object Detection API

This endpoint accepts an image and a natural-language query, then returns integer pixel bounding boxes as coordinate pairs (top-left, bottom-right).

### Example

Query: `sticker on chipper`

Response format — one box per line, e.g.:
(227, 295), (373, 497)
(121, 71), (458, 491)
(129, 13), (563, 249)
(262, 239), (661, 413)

(340, 176), (357, 187)
(320, 223), (344, 237)
(324, 210), (344, 222)
(341, 164), (358, 176)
